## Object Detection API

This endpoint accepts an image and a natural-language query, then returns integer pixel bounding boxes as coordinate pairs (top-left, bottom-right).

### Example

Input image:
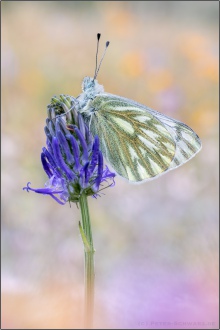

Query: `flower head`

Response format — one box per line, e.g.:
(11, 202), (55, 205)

(23, 95), (115, 204)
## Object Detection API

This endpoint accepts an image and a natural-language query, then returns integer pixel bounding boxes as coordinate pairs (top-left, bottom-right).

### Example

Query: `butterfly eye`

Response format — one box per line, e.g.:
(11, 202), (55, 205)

(82, 76), (95, 92)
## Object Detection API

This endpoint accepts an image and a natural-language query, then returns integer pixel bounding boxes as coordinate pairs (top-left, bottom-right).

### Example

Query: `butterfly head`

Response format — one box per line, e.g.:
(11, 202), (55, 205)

(82, 76), (95, 91)
(82, 76), (104, 95)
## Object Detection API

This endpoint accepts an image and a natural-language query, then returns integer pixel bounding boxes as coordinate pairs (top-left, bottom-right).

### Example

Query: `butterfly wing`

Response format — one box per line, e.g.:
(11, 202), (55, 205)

(88, 93), (201, 182)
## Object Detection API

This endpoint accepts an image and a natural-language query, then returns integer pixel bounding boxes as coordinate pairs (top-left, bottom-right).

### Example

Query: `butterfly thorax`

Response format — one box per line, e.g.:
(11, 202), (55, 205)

(76, 77), (104, 118)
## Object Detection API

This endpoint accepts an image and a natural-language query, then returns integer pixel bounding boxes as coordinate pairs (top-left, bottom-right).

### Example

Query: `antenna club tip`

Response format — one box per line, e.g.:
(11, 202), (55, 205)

(106, 41), (110, 47)
(97, 33), (101, 40)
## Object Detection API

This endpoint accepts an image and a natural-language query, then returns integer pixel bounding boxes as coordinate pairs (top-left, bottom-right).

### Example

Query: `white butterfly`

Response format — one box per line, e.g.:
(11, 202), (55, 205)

(57, 34), (202, 183)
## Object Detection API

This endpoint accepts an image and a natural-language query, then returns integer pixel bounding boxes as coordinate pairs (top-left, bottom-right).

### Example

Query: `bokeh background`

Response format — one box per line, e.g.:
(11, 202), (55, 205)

(1, 1), (219, 329)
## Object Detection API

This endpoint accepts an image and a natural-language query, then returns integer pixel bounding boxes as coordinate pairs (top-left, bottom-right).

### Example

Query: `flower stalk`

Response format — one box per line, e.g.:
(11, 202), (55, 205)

(79, 192), (95, 329)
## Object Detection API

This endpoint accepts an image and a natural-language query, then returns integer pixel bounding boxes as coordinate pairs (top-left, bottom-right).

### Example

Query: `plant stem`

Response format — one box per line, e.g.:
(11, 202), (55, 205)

(79, 192), (95, 329)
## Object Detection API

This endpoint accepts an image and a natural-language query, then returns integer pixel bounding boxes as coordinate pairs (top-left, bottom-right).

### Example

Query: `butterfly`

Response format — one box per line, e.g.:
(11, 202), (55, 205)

(59, 33), (202, 183)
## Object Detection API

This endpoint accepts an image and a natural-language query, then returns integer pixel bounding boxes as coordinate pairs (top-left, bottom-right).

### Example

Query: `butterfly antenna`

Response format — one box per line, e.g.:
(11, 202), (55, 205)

(94, 40), (110, 79)
(94, 33), (101, 79)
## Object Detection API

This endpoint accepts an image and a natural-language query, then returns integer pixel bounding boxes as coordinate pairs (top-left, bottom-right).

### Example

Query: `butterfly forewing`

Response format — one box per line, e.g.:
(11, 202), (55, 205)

(88, 94), (194, 182)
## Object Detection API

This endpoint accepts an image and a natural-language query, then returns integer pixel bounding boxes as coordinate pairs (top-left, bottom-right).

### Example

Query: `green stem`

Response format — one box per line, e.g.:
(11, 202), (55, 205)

(79, 192), (95, 329)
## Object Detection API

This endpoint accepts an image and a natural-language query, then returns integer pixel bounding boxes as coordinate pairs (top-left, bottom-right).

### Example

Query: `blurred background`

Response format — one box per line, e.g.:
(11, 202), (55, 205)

(1, 1), (219, 329)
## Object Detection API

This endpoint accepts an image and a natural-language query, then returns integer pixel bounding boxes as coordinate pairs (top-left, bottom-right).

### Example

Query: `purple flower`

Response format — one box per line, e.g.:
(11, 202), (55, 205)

(23, 95), (115, 204)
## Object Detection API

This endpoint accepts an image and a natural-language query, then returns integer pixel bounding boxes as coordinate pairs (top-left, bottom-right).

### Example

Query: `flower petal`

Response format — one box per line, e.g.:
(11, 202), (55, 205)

(52, 137), (75, 181)
(23, 182), (66, 205)
(41, 152), (53, 178)
(73, 126), (89, 163)
(67, 134), (81, 171)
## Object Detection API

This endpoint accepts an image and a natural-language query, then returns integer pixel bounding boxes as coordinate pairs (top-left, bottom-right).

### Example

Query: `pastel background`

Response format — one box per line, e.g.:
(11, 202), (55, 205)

(1, 1), (219, 329)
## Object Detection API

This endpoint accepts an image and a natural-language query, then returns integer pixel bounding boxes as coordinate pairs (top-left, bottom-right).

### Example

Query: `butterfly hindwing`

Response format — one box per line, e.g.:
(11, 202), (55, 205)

(87, 93), (201, 182)
(152, 113), (201, 170)
(87, 94), (182, 182)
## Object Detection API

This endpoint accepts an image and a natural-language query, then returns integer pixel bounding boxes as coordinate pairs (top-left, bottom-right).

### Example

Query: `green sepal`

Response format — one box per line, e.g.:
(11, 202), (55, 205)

(78, 221), (93, 253)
